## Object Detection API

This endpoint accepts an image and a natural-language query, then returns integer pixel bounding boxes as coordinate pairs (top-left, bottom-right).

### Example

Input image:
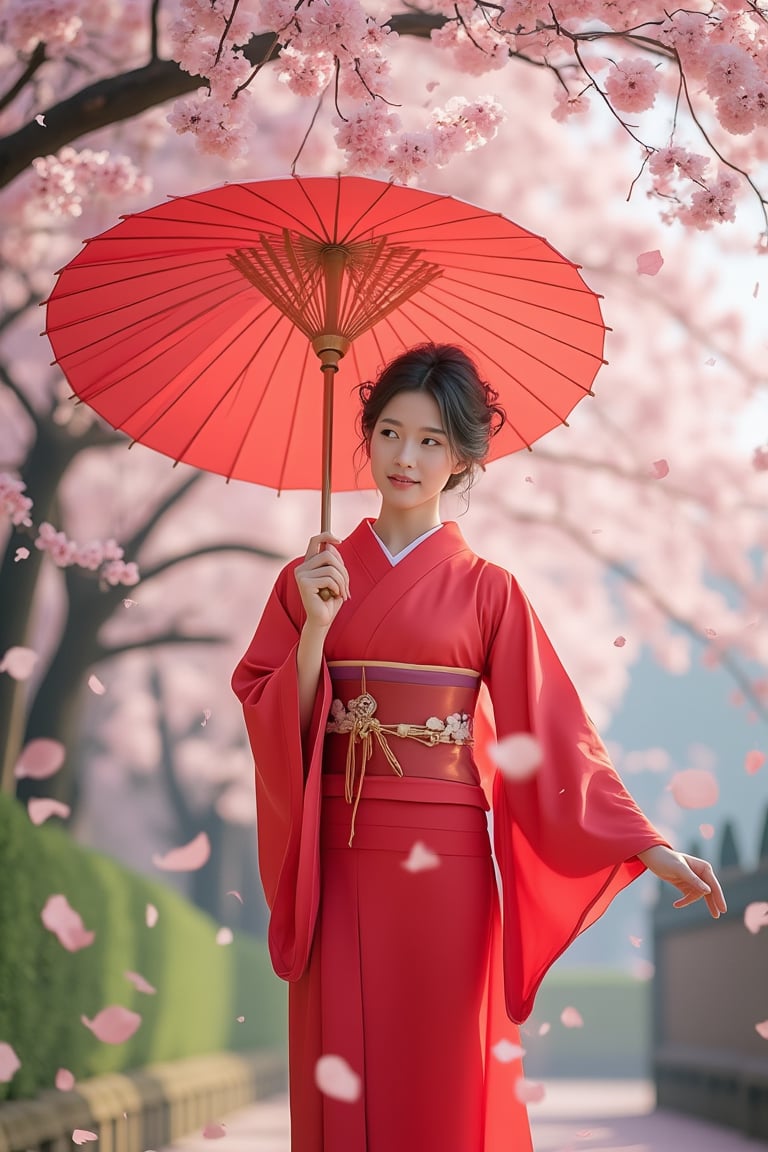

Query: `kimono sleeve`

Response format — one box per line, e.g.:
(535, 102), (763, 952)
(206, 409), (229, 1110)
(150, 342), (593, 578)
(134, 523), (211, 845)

(231, 561), (332, 983)
(480, 568), (668, 1024)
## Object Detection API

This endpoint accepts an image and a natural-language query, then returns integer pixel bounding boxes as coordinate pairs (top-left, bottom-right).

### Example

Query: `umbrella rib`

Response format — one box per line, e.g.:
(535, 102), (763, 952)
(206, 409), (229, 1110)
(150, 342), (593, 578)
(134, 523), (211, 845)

(347, 195), (483, 240)
(336, 178), (398, 244)
(49, 279), (250, 368)
(226, 321), (307, 482)
(275, 338), (313, 495)
(149, 310), (295, 472)
(158, 189), (327, 242)
(423, 283), (608, 359)
(400, 295), (598, 413)
(118, 306), (290, 442)
(44, 254), (230, 304)
(44, 267), (242, 337)
(438, 271), (609, 322)
(289, 175), (334, 243)
(68, 288), (273, 400)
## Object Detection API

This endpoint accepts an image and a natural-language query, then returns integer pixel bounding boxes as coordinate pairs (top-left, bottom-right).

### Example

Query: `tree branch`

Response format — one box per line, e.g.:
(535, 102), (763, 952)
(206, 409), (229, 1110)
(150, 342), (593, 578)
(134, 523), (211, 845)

(0, 14), (447, 193)
(0, 360), (41, 430)
(97, 630), (229, 660)
(138, 541), (286, 583)
(123, 471), (203, 557)
(0, 43), (46, 116)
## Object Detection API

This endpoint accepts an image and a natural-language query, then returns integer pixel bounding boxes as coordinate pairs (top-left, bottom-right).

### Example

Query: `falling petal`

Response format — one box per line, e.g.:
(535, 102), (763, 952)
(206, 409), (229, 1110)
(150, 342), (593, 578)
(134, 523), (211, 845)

(72, 1132), (98, 1145)
(489, 733), (542, 780)
(122, 599), (137, 608)
(216, 927), (233, 946)
(704, 357), (716, 366)
(669, 768), (719, 809)
(315, 1054), (361, 1101)
(201, 709), (211, 726)
(426, 80), (440, 92)
(1, 646), (39, 680)
(28, 798), (71, 825)
(56, 1068), (75, 1091)
(754, 282), (760, 299)
(636, 249), (663, 276)
(704, 628), (717, 638)
(88, 675), (106, 695)
(42, 895), (95, 952)
(756, 1020), (768, 1040)
(202, 1125), (226, 1140)
(613, 636), (626, 648)
(560, 1006), (583, 1028)
(745, 750), (765, 775)
(491, 1038), (526, 1063)
(631, 958), (655, 981)
(145, 903), (159, 927)
(514, 1077), (546, 1104)
(124, 971), (156, 995)
(81, 1006), (141, 1044)
(14, 738), (66, 779)
(14, 547), (29, 562)
(744, 903), (768, 935)
(402, 840), (440, 872)
(0, 1043), (20, 1082)
(35, 114), (46, 126)
(650, 459), (669, 479)
(699, 823), (715, 839)
(629, 935), (642, 948)
(524, 476), (534, 483)
(236, 1016), (245, 1023)
(152, 832), (210, 872)
(226, 890), (243, 904)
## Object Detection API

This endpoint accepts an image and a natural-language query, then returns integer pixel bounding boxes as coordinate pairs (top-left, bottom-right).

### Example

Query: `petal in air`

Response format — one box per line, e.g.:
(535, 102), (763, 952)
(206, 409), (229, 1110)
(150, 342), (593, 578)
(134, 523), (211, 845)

(81, 1006), (141, 1044)
(401, 840), (440, 872)
(152, 832), (211, 872)
(315, 1054), (361, 1102)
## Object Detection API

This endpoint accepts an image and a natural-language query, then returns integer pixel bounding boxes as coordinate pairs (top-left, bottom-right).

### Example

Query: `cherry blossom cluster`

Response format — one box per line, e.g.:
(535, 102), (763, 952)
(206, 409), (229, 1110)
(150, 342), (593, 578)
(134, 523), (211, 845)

(0, 473), (33, 527)
(162, 0), (768, 228)
(35, 523), (140, 585)
(0, 473), (139, 586)
(1, 0), (85, 58)
(29, 146), (151, 219)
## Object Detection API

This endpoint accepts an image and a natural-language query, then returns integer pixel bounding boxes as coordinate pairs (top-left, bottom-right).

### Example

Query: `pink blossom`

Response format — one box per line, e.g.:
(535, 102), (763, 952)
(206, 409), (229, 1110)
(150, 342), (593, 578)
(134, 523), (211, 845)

(682, 173), (738, 230)
(0, 472), (33, 526)
(167, 90), (248, 160)
(430, 20), (508, 77)
(257, 0), (299, 34)
(335, 102), (401, 172)
(648, 146), (709, 189)
(1, 0), (83, 57)
(551, 88), (590, 122)
(753, 446), (768, 471)
(659, 11), (712, 79)
(35, 522), (76, 567)
(101, 560), (140, 587)
(74, 542), (105, 571)
(383, 133), (435, 184)
(604, 58), (660, 113)
(706, 43), (760, 97)
(278, 47), (335, 98)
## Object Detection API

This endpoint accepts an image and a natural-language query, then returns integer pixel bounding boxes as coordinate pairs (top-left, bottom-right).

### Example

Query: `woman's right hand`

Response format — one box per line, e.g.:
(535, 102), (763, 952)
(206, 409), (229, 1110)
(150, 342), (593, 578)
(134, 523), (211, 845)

(294, 532), (350, 629)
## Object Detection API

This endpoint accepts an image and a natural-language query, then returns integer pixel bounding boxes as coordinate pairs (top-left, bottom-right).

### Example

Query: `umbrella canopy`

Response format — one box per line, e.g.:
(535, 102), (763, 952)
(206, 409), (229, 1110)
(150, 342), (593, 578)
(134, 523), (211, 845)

(44, 174), (608, 495)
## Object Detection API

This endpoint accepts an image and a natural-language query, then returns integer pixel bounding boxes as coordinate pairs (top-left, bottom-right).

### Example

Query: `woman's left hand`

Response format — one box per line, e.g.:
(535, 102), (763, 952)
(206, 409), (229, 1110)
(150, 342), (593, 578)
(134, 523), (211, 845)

(637, 845), (727, 919)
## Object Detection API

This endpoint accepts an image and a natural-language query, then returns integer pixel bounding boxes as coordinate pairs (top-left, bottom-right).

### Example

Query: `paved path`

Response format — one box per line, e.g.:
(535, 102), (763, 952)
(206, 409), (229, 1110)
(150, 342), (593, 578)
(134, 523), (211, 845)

(162, 1080), (767, 1151)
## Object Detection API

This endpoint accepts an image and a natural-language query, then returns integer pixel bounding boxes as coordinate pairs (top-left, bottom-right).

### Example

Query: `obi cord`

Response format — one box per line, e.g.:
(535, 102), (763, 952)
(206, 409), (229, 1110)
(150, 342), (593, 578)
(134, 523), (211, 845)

(325, 666), (474, 845)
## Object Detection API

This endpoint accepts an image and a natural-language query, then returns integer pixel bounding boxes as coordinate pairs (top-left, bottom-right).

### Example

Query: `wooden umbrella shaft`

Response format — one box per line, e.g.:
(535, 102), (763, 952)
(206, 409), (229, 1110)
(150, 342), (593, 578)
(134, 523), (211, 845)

(321, 361), (335, 535)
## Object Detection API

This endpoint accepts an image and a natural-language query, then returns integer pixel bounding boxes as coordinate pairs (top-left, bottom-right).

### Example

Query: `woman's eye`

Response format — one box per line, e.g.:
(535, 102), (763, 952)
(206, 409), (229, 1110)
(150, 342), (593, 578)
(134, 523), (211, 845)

(380, 428), (397, 438)
(423, 438), (440, 447)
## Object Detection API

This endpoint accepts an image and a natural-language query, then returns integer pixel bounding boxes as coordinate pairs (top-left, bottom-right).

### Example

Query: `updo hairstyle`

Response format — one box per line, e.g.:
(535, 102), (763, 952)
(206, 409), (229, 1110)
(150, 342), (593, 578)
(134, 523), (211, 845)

(358, 343), (506, 492)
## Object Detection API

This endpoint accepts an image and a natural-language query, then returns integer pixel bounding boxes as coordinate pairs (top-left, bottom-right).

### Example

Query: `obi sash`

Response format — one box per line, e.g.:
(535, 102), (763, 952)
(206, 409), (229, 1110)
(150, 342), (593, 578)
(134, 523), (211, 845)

(324, 661), (486, 844)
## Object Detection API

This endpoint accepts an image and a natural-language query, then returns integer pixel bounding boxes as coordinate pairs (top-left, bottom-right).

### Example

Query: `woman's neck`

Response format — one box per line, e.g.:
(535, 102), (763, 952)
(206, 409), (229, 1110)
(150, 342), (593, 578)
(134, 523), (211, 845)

(371, 505), (442, 556)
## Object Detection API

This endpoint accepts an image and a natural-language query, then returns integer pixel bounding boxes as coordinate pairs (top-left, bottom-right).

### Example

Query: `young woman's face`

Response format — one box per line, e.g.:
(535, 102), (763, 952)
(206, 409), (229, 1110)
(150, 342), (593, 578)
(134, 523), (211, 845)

(369, 389), (465, 510)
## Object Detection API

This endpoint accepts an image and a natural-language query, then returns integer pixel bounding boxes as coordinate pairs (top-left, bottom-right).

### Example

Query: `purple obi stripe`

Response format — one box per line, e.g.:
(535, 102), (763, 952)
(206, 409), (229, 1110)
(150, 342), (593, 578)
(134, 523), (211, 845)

(328, 663), (479, 689)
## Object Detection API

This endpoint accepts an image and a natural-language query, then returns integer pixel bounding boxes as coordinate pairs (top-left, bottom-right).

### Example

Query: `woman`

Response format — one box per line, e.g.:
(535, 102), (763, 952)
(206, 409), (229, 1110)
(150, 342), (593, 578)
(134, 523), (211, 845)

(232, 343), (725, 1152)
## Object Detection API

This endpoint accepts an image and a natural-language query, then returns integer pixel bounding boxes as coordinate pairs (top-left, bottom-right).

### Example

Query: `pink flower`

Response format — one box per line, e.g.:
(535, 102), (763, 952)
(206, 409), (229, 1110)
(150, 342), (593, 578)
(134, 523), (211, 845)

(706, 43), (760, 97)
(278, 47), (335, 98)
(551, 88), (590, 122)
(74, 542), (105, 571)
(101, 560), (140, 587)
(753, 446), (768, 471)
(604, 58), (660, 113)
(35, 523), (76, 567)
(335, 102), (401, 172)
(681, 173), (738, 230)
(0, 473), (33, 526)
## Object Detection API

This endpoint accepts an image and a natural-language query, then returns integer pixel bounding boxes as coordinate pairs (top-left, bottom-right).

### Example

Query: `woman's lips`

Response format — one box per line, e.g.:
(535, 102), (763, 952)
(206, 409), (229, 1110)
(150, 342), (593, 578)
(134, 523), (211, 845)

(389, 475), (417, 487)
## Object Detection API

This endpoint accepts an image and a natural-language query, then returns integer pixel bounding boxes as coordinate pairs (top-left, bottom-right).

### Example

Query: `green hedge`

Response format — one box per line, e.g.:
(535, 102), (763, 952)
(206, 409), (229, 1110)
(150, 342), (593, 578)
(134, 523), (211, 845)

(521, 968), (651, 1078)
(0, 793), (286, 1100)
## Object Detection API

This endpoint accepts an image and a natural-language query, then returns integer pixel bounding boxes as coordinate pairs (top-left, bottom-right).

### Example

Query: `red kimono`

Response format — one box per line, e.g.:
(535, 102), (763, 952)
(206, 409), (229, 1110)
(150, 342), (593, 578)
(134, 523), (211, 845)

(232, 519), (667, 1152)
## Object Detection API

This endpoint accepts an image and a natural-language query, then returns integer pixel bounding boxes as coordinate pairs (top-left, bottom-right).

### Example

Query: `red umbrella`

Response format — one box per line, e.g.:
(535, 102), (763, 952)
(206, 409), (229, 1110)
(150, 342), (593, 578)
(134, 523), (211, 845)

(44, 174), (608, 529)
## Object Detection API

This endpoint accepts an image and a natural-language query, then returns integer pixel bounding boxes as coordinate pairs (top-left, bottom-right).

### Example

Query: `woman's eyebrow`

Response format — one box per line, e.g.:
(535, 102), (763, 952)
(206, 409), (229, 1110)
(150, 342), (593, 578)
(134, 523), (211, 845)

(380, 418), (447, 435)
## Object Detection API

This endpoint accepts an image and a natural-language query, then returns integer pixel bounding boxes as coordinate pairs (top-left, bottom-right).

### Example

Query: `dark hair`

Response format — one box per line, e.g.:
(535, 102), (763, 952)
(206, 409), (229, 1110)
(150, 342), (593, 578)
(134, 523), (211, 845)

(358, 343), (506, 492)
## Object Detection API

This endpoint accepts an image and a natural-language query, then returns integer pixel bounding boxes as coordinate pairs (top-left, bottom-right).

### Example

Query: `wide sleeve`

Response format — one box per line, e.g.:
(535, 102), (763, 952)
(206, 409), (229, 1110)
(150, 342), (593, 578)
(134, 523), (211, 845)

(479, 568), (668, 1024)
(231, 562), (332, 983)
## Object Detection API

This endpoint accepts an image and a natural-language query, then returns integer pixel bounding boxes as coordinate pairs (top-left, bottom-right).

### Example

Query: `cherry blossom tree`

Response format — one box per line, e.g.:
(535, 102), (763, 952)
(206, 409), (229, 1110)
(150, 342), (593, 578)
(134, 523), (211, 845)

(0, 0), (767, 911)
